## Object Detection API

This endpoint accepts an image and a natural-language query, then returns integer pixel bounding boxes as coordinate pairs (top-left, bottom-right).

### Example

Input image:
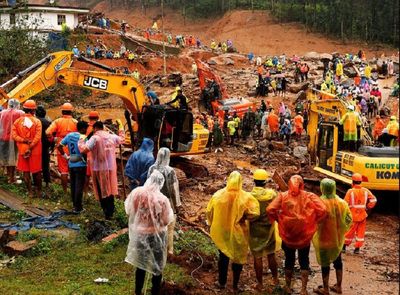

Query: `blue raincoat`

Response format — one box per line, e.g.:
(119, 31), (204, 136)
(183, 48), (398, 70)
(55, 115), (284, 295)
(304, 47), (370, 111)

(125, 138), (155, 189)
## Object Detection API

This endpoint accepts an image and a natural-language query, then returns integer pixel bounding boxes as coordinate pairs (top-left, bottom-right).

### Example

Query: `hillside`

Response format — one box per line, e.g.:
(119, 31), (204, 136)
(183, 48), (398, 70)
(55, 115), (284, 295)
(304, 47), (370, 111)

(92, 4), (396, 57)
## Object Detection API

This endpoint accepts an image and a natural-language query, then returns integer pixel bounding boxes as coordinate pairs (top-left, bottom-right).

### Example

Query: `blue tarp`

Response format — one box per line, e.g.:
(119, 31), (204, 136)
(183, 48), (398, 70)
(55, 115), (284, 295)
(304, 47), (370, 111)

(0, 210), (80, 231)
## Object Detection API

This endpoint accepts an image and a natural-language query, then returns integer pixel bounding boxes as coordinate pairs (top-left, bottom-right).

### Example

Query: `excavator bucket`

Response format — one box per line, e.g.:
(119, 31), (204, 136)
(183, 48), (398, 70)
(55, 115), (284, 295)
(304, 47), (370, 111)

(196, 59), (228, 99)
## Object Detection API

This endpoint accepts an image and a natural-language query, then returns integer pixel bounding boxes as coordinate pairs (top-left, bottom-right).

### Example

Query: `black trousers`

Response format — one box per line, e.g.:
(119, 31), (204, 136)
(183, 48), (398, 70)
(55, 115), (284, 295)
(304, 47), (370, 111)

(282, 242), (310, 270)
(69, 167), (86, 211)
(218, 251), (243, 288)
(42, 147), (51, 184)
(99, 196), (115, 219)
(321, 254), (343, 275)
(135, 268), (162, 295)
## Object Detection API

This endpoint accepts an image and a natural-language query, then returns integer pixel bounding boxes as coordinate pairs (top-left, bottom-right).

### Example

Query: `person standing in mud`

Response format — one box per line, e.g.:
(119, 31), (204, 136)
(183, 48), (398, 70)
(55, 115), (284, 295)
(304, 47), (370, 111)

(207, 171), (260, 293)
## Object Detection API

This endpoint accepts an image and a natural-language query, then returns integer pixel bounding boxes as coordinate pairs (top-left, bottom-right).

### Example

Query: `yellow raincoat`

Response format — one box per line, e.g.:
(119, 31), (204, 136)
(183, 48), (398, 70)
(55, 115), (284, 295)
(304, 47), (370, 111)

(336, 62), (343, 77)
(312, 179), (352, 267)
(339, 110), (362, 141)
(207, 171), (260, 264)
(249, 187), (281, 257)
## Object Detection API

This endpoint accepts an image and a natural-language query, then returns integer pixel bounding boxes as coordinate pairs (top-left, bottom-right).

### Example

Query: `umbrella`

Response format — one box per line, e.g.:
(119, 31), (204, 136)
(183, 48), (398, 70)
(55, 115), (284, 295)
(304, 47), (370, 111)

(320, 53), (333, 60)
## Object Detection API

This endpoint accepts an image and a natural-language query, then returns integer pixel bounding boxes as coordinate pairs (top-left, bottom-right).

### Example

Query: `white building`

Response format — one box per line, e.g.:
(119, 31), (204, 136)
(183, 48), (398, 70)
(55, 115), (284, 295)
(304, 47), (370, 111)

(0, 3), (89, 32)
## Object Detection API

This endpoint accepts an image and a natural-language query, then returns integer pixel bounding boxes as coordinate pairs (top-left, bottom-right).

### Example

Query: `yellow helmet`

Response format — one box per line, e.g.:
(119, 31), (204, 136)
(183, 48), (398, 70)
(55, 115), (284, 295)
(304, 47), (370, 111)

(253, 169), (269, 181)
(390, 116), (396, 121)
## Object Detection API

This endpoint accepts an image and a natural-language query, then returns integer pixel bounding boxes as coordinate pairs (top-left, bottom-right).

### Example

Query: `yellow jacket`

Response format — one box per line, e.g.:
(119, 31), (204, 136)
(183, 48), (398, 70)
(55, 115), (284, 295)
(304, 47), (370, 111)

(207, 172), (260, 264)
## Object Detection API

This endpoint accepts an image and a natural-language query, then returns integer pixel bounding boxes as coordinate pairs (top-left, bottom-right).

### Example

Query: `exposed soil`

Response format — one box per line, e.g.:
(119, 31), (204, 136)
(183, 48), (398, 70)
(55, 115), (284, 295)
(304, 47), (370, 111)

(92, 5), (397, 57)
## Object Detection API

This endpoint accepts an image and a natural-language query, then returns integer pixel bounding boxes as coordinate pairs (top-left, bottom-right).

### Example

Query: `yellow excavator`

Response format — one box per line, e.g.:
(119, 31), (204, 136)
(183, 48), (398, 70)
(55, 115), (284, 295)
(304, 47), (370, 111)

(307, 94), (399, 191)
(0, 51), (210, 160)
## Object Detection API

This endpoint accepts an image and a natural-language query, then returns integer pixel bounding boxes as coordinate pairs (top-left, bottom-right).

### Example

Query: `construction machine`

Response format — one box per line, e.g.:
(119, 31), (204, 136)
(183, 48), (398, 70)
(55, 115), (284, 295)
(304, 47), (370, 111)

(0, 51), (210, 159)
(307, 96), (399, 191)
(196, 60), (256, 117)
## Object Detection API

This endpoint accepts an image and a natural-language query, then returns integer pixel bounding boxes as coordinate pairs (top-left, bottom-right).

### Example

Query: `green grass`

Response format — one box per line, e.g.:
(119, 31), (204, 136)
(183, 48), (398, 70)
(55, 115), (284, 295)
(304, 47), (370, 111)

(175, 229), (218, 258)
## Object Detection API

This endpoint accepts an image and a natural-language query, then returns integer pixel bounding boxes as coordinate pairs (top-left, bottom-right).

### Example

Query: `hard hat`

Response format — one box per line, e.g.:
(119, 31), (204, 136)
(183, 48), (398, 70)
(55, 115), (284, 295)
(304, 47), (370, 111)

(61, 102), (74, 111)
(390, 116), (396, 121)
(347, 105), (355, 111)
(376, 115), (380, 119)
(253, 169), (269, 181)
(88, 111), (100, 118)
(352, 173), (362, 182)
(23, 100), (37, 110)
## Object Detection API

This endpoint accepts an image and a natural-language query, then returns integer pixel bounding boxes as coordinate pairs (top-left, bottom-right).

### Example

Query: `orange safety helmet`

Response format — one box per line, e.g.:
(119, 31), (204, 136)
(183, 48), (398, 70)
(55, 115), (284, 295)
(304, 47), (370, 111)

(352, 173), (363, 182)
(61, 102), (74, 111)
(23, 99), (37, 110)
(88, 111), (100, 119)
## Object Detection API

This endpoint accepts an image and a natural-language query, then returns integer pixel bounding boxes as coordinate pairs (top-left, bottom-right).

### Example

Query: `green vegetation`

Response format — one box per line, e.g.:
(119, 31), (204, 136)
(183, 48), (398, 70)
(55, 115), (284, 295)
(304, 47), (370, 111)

(175, 229), (218, 258)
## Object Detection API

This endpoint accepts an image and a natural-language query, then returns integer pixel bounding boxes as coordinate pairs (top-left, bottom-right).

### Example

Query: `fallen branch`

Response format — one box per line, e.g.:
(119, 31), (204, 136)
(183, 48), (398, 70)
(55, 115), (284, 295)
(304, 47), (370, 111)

(177, 216), (211, 239)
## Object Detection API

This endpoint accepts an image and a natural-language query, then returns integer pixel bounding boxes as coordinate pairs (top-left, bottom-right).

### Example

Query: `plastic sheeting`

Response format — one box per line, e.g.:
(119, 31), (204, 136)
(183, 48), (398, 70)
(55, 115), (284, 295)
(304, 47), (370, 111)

(313, 179), (352, 267)
(0, 210), (80, 231)
(148, 148), (181, 212)
(267, 175), (327, 249)
(206, 171), (260, 264)
(249, 187), (281, 256)
(125, 170), (174, 275)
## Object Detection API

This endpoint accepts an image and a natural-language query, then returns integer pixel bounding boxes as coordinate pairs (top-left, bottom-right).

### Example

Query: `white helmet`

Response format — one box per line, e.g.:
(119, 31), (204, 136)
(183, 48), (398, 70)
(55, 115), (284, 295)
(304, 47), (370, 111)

(347, 105), (355, 111)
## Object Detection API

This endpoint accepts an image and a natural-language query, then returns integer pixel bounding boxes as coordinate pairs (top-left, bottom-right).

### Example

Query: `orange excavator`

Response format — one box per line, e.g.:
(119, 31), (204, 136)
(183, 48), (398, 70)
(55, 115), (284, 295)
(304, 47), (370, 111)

(196, 60), (256, 118)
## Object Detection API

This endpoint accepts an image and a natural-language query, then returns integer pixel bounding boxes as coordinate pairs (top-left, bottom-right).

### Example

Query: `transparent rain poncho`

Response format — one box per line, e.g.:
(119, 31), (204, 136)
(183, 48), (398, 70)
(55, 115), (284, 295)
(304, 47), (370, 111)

(148, 148), (181, 212)
(0, 99), (24, 166)
(313, 179), (352, 267)
(267, 175), (327, 249)
(125, 170), (174, 275)
(206, 171), (260, 264)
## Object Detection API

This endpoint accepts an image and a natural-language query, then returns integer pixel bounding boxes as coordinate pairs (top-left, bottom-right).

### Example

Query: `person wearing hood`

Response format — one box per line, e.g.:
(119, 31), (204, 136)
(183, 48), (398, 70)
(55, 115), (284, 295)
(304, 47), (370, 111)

(125, 170), (174, 295)
(267, 175), (327, 295)
(0, 99), (24, 183)
(312, 179), (352, 295)
(339, 105), (362, 151)
(125, 138), (155, 190)
(207, 171), (260, 293)
(36, 105), (52, 187)
(249, 169), (280, 292)
(148, 148), (181, 255)
(79, 120), (125, 219)
(280, 119), (291, 145)
(343, 173), (377, 254)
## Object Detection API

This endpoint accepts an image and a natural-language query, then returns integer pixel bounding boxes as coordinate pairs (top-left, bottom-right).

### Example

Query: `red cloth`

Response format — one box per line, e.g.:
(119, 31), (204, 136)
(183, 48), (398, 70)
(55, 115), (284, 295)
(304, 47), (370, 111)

(267, 175), (327, 249)
(268, 113), (279, 132)
(0, 109), (24, 141)
(345, 219), (366, 248)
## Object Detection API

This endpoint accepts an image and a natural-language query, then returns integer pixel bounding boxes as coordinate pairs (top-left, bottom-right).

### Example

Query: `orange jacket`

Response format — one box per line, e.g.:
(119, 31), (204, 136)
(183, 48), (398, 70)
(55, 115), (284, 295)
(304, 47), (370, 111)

(46, 115), (77, 141)
(267, 113), (279, 132)
(344, 185), (377, 222)
(12, 114), (42, 156)
(267, 175), (327, 249)
(373, 118), (385, 138)
(294, 115), (304, 129)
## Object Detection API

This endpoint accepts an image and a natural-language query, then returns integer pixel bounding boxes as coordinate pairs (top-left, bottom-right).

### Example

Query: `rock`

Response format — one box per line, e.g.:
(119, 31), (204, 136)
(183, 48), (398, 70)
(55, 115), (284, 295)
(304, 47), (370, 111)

(101, 228), (128, 243)
(4, 240), (37, 256)
(243, 144), (255, 152)
(295, 90), (307, 102)
(207, 59), (217, 65)
(225, 58), (234, 65)
(343, 65), (359, 78)
(293, 146), (309, 161)
(303, 51), (320, 61)
(270, 140), (286, 151)
(289, 82), (310, 93)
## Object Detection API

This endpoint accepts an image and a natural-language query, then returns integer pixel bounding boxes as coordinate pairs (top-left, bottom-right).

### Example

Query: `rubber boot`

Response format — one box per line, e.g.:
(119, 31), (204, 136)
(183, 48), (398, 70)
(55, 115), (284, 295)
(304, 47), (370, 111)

(284, 269), (293, 294)
(300, 270), (309, 295)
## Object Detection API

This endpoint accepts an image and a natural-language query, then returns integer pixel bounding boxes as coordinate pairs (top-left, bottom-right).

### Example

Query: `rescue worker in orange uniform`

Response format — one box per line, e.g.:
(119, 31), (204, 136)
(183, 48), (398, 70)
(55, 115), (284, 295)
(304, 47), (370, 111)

(293, 112), (304, 139)
(46, 102), (77, 192)
(372, 115), (385, 141)
(11, 100), (42, 198)
(267, 175), (327, 295)
(267, 110), (279, 139)
(343, 173), (377, 254)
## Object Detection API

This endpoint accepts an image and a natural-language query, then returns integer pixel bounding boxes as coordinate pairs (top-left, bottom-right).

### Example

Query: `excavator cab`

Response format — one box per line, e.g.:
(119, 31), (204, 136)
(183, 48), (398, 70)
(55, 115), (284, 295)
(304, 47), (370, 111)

(139, 105), (194, 153)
